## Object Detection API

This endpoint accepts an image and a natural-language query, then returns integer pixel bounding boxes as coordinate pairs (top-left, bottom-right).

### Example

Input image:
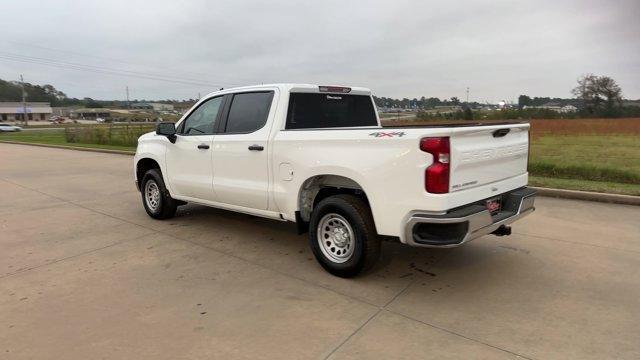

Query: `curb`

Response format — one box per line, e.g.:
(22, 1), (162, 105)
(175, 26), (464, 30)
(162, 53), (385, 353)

(2, 141), (638, 206)
(532, 186), (640, 206)
(0, 140), (135, 156)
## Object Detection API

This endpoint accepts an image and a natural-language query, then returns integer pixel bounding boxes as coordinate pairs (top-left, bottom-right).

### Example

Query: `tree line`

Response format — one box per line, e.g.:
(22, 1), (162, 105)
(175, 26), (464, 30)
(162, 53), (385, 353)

(0, 78), (197, 108)
(373, 95), (484, 109)
(1, 75), (635, 119)
(416, 74), (637, 120)
(0, 78), (76, 106)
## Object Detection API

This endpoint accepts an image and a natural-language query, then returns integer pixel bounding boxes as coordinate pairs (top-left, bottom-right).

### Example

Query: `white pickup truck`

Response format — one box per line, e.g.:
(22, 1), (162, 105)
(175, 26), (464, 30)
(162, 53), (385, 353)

(134, 84), (535, 277)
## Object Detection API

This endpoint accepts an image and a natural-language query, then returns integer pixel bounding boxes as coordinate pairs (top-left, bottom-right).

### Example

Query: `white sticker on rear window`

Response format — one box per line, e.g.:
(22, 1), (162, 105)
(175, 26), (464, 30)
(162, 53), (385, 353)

(326, 95), (342, 100)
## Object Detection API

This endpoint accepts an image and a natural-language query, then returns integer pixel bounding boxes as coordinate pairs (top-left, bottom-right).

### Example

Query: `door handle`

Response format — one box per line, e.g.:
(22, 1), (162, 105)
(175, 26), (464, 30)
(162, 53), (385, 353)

(197, 144), (210, 150)
(248, 145), (264, 151)
(493, 128), (510, 138)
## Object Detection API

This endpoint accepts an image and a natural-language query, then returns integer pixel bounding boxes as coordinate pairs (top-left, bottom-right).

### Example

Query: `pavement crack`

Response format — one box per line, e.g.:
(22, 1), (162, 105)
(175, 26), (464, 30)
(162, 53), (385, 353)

(514, 231), (640, 255)
(382, 251), (452, 308)
(385, 309), (535, 360)
(322, 251), (455, 358)
(0, 234), (148, 280)
(323, 309), (382, 360)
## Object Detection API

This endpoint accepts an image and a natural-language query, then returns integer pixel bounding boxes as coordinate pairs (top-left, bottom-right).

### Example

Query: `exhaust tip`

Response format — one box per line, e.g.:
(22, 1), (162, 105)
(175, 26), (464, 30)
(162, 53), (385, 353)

(492, 225), (512, 237)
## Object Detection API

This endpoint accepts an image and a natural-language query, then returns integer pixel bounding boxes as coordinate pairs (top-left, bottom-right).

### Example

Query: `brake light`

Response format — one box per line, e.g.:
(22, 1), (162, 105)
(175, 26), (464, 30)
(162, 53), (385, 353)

(420, 137), (450, 193)
(318, 86), (351, 93)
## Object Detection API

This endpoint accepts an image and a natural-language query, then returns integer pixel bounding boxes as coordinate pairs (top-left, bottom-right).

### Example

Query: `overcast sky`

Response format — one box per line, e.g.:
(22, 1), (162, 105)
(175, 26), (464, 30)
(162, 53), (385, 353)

(1, 0), (638, 102)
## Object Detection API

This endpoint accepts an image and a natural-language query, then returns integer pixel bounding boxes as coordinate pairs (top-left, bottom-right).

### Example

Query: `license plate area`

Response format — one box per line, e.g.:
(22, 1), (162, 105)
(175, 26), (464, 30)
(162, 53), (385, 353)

(486, 197), (502, 215)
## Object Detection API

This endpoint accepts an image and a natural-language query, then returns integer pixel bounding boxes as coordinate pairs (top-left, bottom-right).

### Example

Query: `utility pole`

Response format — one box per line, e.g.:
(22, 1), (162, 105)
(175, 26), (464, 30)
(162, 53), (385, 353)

(20, 75), (28, 126)
(126, 86), (130, 109)
(465, 87), (470, 104)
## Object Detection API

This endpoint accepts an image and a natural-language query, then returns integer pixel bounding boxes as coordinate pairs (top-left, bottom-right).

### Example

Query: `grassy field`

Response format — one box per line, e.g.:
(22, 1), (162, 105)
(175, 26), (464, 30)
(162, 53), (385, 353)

(527, 119), (640, 195)
(529, 135), (640, 183)
(2, 119), (640, 196)
(0, 128), (140, 152)
(528, 176), (640, 196)
(527, 135), (640, 195)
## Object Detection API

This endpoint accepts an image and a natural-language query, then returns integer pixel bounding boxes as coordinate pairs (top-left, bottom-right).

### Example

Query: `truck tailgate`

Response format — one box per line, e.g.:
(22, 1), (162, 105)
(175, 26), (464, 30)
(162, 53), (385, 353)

(449, 125), (529, 192)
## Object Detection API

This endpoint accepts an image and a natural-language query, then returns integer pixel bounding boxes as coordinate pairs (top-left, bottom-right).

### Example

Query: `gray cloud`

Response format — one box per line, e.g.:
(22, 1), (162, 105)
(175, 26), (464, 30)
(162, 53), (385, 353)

(1, 0), (638, 102)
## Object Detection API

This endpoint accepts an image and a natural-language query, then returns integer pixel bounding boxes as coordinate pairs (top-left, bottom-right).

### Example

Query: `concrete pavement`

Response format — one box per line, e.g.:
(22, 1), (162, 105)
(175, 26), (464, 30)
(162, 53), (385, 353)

(1, 143), (639, 359)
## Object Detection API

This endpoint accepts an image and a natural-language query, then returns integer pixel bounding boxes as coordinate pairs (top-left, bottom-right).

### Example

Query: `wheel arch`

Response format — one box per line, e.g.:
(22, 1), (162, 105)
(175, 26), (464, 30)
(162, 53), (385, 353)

(135, 157), (161, 191)
(297, 174), (371, 223)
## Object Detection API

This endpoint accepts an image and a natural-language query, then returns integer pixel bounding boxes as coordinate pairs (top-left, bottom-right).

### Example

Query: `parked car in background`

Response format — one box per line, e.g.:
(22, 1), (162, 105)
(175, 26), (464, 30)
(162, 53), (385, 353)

(49, 117), (66, 124)
(0, 123), (23, 132)
(96, 117), (105, 123)
(134, 84), (536, 277)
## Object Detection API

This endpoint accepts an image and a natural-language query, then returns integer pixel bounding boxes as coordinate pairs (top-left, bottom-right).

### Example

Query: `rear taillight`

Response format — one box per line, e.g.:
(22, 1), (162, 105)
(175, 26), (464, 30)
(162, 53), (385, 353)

(420, 137), (450, 194)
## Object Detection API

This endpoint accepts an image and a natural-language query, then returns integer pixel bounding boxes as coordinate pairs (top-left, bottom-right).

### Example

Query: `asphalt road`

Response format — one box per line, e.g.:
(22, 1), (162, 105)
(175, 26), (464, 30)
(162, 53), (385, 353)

(1, 143), (639, 359)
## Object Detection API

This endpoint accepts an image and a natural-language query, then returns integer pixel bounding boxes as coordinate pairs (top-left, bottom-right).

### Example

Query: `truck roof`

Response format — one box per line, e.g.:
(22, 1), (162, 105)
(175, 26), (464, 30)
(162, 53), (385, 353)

(202, 84), (372, 99)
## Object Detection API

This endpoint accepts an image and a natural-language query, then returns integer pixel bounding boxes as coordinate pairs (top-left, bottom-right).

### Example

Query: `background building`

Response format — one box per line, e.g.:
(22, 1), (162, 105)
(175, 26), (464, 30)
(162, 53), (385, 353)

(523, 103), (578, 113)
(131, 102), (174, 111)
(0, 102), (52, 121)
(69, 108), (113, 119)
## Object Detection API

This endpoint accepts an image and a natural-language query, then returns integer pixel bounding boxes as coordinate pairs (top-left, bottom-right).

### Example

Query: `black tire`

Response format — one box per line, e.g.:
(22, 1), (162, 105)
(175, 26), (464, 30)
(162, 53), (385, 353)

(309, 194), (381, 278)
(140, 169), (177, 219)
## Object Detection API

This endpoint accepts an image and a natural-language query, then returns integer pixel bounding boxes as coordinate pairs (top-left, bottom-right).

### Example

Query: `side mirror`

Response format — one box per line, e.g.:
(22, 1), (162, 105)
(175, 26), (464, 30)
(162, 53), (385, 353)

(156, 122), (177, 143)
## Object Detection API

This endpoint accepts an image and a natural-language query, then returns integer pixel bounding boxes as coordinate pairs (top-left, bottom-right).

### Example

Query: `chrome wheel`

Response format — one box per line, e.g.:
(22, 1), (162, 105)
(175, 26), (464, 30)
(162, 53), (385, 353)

(317, 213), (355, 263)
(144, 180), (161, 211)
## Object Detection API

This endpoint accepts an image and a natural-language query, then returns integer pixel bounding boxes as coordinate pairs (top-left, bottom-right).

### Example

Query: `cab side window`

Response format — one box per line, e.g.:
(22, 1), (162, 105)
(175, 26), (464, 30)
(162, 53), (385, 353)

(224, 92), (274, 133)
(179, 96), (223, 135)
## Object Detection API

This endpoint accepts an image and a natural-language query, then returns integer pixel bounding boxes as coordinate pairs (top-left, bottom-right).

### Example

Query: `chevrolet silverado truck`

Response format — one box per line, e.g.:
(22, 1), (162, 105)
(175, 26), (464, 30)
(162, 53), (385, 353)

(134, 84), (536, 277)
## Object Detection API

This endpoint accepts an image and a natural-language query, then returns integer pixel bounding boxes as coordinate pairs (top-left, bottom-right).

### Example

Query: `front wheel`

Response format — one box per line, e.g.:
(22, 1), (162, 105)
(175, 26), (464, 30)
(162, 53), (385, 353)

(309, 194), (381, 278)
(141, 169), (177, 219)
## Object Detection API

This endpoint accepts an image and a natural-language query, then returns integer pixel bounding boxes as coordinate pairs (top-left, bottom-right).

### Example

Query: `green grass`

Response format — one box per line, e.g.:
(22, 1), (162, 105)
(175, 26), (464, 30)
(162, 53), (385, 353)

(529, 135), (640, 183)
(0, 129), (137, 152)
(528, 161), (640, 184)
(528, 134), (640, 195)
(529, 176), (640, 196)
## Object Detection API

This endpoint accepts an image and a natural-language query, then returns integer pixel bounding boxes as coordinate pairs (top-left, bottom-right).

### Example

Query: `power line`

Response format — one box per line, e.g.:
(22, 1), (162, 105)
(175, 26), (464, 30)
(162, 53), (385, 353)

(5, 40), (259, 84)
(0, 51), (245, 88)
(0, 51), (232, 87)
(0, 50), (240, 85)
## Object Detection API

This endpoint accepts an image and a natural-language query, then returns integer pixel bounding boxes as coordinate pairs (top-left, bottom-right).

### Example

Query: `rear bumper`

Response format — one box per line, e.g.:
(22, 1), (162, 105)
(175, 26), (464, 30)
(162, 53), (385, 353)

(404, 187), (536, 247)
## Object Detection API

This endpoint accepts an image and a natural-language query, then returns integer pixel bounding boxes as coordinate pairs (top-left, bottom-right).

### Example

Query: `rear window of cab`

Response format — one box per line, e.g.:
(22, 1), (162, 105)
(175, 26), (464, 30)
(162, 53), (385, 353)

(285, 93), (377, 129)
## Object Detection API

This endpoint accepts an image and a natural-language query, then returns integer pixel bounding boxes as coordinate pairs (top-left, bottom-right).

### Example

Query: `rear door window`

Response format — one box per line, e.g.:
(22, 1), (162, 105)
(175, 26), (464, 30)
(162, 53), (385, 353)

(223, 92), (274, 133)
(286, 93), (377, 129)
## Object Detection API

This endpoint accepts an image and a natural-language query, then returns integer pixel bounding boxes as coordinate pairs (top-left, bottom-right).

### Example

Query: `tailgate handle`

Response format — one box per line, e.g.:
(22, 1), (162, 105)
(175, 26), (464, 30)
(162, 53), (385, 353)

(493, 129), (510, 138)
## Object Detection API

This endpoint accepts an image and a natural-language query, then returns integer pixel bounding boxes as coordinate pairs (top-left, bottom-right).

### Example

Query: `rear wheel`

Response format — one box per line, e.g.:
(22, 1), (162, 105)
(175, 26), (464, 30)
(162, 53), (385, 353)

(141, 169), (177, 219)
(309, 194), (381, 277)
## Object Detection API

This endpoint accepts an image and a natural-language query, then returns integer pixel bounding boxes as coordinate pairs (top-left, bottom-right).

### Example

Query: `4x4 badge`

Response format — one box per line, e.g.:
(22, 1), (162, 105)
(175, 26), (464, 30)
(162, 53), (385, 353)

(369, 131), (406, 138)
